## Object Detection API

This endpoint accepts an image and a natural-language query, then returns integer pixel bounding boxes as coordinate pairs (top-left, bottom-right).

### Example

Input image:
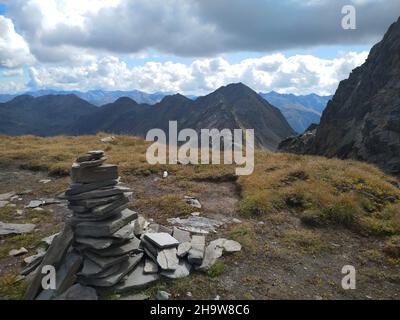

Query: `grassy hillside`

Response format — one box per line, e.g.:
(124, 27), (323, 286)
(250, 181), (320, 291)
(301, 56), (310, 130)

(0, 134), (399, 300)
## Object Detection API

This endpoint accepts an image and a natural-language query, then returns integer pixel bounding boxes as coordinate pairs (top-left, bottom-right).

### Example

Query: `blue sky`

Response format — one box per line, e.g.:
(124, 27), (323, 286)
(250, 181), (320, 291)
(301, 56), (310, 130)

(0, 0), (399, 95)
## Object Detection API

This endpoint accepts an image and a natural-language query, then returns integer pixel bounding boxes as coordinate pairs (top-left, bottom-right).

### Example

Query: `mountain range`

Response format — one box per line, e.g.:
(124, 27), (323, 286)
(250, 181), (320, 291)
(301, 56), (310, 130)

(0, 83), (295, 150)
(279, 16), (400, 176)
(0, 89), (331, 134)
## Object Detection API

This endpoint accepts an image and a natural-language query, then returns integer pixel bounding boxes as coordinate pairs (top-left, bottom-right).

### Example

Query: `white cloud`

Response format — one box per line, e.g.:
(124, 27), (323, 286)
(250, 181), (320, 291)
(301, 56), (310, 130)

(26, 51), (368, 95)
(3, 0), (399, 61)
(0, 16), (35, 68)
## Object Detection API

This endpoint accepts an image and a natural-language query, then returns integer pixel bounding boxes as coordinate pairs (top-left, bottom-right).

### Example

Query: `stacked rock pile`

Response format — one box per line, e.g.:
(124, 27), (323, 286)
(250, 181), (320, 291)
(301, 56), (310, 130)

(24, 150), (242, 299)
(66, 150), (143, 288)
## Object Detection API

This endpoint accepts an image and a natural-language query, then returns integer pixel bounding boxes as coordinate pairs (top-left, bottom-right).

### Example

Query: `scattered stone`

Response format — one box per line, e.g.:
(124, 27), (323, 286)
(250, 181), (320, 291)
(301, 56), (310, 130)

(120, 293), (149, 300)
(163, 171), (168, 179)
(39, 179), (52, 184)
(184, 196), (202, 209)
(24, 250), (46, 266)
(144, 258), (159, 274)
(161, 260), (191, 279)
(27, 200), (44, 208)
(232, 218), (242, 224)
(223, 240), (242, 253)
(100, 136), (115, 143)
(114, 262), (159, 292)
(9, 247), (28, 257)
(168, 216), (224, 234)
(71, 164), (119, 184)
(40, 233), (60, 247)
(0, 201), (9, 208)
(55, 284), (98, 300)
(177, 242), (191, 258)
(198, 239), (225, 271)
(144, 233), (179, 249)
(188, 235), (205, 265)
(157, 248), (179, 270)
(0, 221), (36, 236)
(172, 227), (191, 243)
(0, 191), (16, 201)
(134, 215), (148, 236)
(156, 290), (171, 300)
(191, 212), (201, 216)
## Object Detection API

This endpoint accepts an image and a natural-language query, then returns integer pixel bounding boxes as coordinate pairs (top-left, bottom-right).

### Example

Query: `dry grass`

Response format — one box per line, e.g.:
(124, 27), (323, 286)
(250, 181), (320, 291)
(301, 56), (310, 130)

(238, 152), (400, 236)
(0, 134), (399, 238)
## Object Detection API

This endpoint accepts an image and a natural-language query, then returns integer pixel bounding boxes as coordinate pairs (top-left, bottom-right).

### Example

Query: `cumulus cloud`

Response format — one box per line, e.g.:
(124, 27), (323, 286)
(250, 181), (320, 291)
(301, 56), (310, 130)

(2, 0), (399, 61)
(27, 51), (368, 95)
(0, 16), (34, 67)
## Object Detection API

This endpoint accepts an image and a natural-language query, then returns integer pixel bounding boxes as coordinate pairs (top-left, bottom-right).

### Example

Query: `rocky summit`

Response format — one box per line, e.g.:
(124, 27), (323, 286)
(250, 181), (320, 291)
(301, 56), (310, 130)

(22, 151), (241, 300)
(279, 17), (400, 176)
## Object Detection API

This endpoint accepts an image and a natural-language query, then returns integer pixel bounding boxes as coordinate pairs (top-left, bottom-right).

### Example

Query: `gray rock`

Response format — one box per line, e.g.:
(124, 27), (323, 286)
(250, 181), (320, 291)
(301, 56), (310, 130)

(0, 221), (36, 235)
(26, 200), (44, 208)
(0, 191), (16, 201)
(66, 185), (130, 201)
(161, 260), (191, 279)
(80, 253), (143, 288)
(177, 242), (191, 258)
(156, 290), (171, 300)
(24, 223), (74, 300)
(40, 233), (60, 247)
(159, 225), (173, 235)
(89, 196), (129, 216)
(198, 239), (225, 271)
(76, 157), (107, 168)
(9, 247), (28, 257)
(23, 249), (46, 266)
(144, 232), (179, 249)
(84, 251), (128, 270)
(36, 251), (83, 300)
(133, 215), (148, 236)
(78, 259), (121, 279)
(55, 284), (98, 300)
(188, 235), (205, 265)
(0, 200), (9, 208)
(65, 179), (118, 196)
(87, 237), (141, 257)
(75, 236), (119, 250)
(114, 262), (159, 292)
(167, 216), (223, 234)
(172, 227), (191, 243)
(144, 258), (159, 274)
(184, 196), (202, 209)
(157, 248), (179, 270)
(70, 194), (124, 209)
(120, 293), (149, 300)
(74, 209), (137, 238)
(223, 240), (242, 252)
(112, 222), (135, 240)
(70, 164), (119, 184)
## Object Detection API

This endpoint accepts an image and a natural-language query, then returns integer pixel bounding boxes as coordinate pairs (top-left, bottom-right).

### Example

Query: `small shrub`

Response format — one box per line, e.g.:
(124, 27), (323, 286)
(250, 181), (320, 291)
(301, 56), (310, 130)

(207, 261), (225, 278)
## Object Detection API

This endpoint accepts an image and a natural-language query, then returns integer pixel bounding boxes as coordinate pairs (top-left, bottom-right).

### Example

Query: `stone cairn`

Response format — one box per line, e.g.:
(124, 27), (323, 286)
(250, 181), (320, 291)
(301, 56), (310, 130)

(24, 150), (241, 300)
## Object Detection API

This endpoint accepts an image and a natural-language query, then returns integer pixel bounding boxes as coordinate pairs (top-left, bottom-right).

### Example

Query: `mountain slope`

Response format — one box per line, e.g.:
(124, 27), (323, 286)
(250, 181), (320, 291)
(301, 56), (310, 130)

(0, 95), (97, 136)
(280, 16), (400, 175)
(260, 92), (332, 133)
(70, 83), (295, 150)
(0, 89), (166, 106)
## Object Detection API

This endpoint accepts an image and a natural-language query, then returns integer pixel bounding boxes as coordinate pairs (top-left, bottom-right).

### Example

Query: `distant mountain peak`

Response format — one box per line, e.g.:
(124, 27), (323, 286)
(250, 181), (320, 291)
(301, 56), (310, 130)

(114, 97), (138, 105)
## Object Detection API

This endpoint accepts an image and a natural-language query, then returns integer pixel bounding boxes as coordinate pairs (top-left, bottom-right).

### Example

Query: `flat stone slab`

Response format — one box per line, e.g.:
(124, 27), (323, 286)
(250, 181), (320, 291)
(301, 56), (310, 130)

(144, 232), (179, 249)
(36, 252), (83, 300)
(161, 260), (191, 279)
(113, 262), (159, 292)
(90, 196), (129, 216)
(87, 237), (141, 257)
(157, 248), (179, 270)
(84, 251), (129, 270)
(0, 191), (16, 201)
(172, 227), (191, 243)
(65, 180), (118, 196)
(144, 258), (159, 274)
(78, 258), (121, 279)
(71, 194), (124, 209)
(0, 221), (36, 235)
(198, 239), (225, 271)
(81, 253), (143, 288)
(75, 236), (122, 250)
(177, 242), (191, 257)
(74, 209), (138, 238)
(112, 222), (135, 240)
(55, 284), (98, 300)
(167, 216), (224, 234)
(70, 164), (119, 184)
(9, 247), (28, 256)
(188, 235), (205, 265)
(66, 186), (130, 201)
(223, 240), (242, 252)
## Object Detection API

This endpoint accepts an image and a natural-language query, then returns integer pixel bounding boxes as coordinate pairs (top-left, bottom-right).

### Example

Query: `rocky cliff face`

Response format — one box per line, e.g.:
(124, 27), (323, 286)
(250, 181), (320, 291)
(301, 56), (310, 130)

(280, 17), (400, 176)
